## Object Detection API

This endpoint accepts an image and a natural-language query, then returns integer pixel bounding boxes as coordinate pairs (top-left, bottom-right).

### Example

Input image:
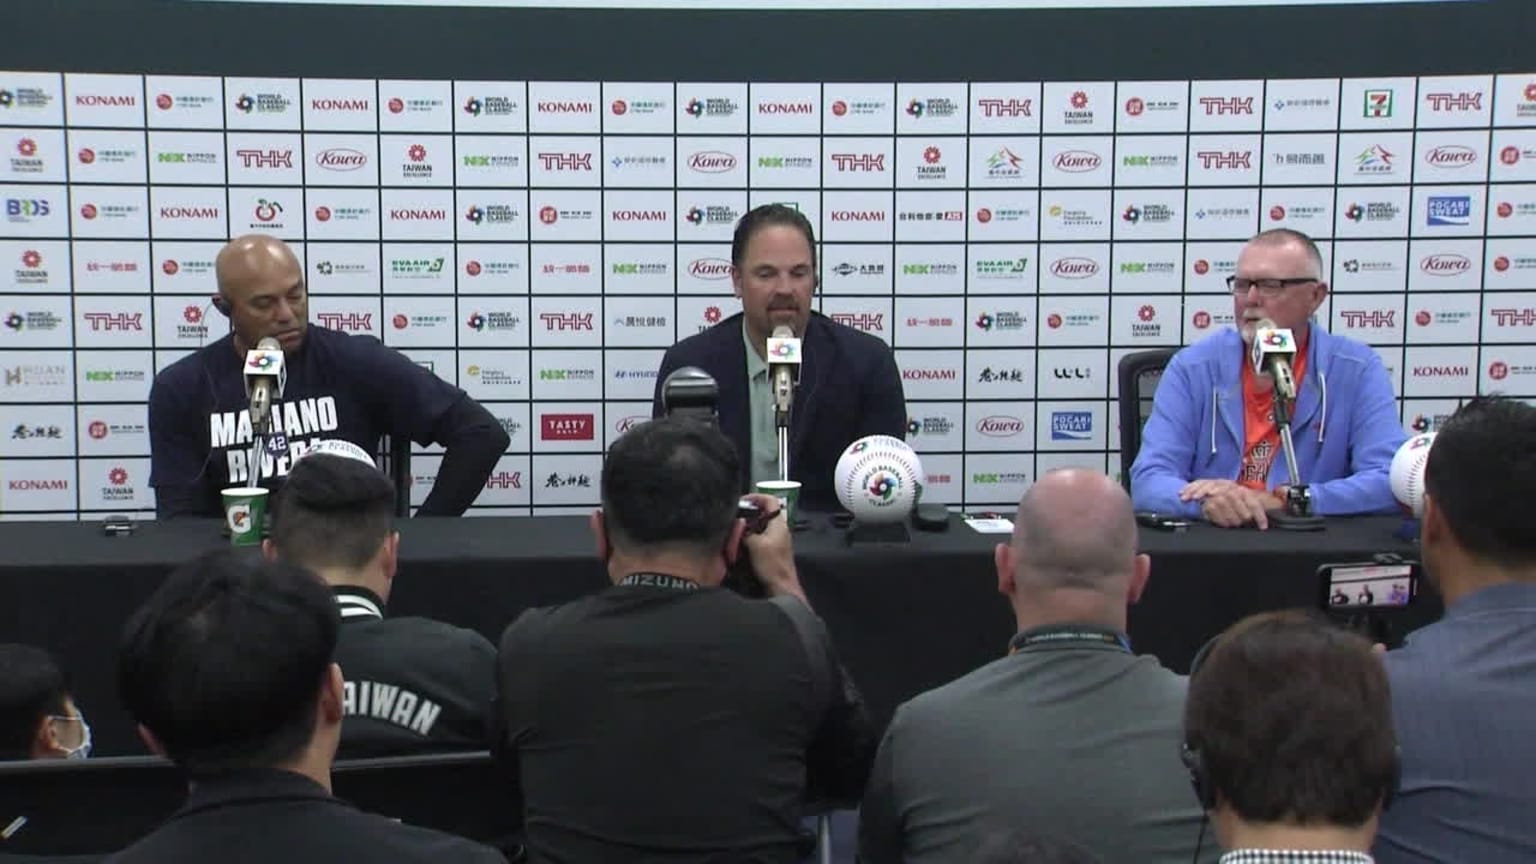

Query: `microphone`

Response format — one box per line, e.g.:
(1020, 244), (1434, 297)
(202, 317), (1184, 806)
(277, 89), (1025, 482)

(767, 325), (802, 421)
(661, 366), (720, 424)
(1250, 319), (1298, 401)
(244, 336), (286, 435)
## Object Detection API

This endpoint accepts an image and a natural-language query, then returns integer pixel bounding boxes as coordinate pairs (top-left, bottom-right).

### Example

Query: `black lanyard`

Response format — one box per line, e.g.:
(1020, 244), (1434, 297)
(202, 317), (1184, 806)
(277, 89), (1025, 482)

(618, 572), (701, 592)
(1009, 625), (1131, 655)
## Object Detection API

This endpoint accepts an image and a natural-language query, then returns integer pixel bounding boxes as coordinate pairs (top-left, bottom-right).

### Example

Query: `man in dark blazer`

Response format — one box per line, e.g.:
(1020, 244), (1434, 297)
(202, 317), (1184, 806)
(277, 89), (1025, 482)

(653, 204), (907, 513)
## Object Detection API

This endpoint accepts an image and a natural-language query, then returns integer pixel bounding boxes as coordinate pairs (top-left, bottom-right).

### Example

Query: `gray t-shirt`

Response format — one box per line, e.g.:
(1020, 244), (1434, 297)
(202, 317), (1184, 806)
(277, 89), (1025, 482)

(858, 635), (1212, 864)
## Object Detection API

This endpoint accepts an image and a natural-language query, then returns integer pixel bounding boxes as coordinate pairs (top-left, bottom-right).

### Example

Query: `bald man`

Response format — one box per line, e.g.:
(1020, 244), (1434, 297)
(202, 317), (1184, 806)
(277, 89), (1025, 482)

(148, 235), (508, 519)
(859, 469), (1210, 864)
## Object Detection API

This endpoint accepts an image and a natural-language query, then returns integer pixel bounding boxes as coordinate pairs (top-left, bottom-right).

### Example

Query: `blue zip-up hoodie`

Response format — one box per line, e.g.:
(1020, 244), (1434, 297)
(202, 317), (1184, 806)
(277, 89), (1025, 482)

(1130, 324), (1406, 519)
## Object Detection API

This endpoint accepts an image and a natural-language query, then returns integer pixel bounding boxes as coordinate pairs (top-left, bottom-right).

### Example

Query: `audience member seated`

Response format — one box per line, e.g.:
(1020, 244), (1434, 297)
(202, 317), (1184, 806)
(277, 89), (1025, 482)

(494, 417), (874, 863)
(265, 448), (496, 757)
(1184, 611), (1399, 864)
(1375, 396), (1536, 863)
(858, 469), (1208, 864)
(0, 644), (89, 761)
(106, 551), (504, 864)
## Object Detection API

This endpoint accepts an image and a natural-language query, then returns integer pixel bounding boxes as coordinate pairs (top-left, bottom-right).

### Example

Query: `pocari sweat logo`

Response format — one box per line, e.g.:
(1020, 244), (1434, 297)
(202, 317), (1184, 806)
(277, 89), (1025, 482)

(1426, 195), (1471, 227)
(1050, 411), (1093, 441)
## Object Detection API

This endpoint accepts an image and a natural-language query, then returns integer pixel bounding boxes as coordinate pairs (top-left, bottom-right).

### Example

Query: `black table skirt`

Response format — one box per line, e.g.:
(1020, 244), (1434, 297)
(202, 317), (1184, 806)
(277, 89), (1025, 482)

(0, 513), (1438, 756)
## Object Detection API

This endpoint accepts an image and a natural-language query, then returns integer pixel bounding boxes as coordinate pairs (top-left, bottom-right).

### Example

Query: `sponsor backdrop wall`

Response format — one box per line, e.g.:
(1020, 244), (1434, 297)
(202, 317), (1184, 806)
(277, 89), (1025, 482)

(0, 0), (1530, 519)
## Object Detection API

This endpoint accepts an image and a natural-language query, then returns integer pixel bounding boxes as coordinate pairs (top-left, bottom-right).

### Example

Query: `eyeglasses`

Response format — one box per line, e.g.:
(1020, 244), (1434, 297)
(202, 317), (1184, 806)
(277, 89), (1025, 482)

(1226, 276), (1319, 297)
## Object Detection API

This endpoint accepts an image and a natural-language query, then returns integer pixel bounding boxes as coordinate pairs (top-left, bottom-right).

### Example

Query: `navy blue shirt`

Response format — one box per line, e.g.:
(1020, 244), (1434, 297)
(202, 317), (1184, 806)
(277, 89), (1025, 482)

(149, 326), (468, 518)
(1376, 581), (1536, 864)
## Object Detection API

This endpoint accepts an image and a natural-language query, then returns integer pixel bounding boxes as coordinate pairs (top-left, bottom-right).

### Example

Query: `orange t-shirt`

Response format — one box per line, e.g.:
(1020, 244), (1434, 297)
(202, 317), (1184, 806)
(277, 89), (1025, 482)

(1238, 332), (1308, 491)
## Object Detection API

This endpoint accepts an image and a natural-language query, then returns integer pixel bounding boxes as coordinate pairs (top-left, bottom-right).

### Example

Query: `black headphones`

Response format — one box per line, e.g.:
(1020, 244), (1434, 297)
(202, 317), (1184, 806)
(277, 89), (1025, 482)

(1180, 631), (1400, 813)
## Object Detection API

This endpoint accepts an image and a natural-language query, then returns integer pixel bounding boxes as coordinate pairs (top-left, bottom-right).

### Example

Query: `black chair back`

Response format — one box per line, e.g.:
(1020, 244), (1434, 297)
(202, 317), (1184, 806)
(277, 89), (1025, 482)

(0, 751), (516, 856)
(1116, 348), (1178, 492)
(378, 433), (412, 517)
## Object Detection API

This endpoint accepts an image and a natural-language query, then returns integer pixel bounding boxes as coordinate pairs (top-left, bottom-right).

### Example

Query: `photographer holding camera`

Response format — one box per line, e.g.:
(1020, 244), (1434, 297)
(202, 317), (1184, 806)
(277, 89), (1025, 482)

(492, 416), (874, 864)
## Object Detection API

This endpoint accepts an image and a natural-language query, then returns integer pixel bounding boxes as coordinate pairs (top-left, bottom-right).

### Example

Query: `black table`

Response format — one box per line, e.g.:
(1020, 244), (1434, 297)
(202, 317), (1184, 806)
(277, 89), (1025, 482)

(0, 514), (1439, 756)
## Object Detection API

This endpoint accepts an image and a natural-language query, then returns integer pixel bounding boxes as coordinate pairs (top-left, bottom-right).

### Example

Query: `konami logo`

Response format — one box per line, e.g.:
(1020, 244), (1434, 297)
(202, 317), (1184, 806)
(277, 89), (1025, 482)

(388, 209), (447, 221)
(159, 206), (220, 219)
(74, 95), (136, 107)
(902, 368), (957, 381)
(537, 101), (594, 113)
(759, 102), (814, 114)
(829, 210), (885, 222)
(310, 98), (370, 112)
(611, 210), (667, 222)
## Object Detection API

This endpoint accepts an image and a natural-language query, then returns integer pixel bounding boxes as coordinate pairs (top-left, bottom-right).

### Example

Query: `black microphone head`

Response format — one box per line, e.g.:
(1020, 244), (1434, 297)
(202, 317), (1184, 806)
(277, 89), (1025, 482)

(662, 367), (720, 424)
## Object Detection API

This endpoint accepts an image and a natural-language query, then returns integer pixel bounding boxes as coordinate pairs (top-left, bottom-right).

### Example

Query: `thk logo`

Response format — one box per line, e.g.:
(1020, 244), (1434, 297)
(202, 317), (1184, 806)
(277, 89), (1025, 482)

(235, 149), (293, 168)
(537, 152), (592, 170)
(315, 312), (373, 331)
(830, 153), (885, 171)
(1339, 310), (1396, 328)
(82, 312), (143, 331)
(1424, 92), (1483, 111)
(1490, 308), (1536, 327)
(485, 471), (522, 489)
(1198, 96), (1254, 115)
(976, 98), (1031, 117)
(1195, 151), (1252, 169)
(539, 312), (594, 331)
(829, 313), (884, 332)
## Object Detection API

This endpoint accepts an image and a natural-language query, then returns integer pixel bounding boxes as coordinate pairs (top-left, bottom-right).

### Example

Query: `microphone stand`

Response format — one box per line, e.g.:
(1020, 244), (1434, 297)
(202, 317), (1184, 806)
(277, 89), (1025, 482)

(1267, 393), (1325, 531)
(775, 405), (791, 484)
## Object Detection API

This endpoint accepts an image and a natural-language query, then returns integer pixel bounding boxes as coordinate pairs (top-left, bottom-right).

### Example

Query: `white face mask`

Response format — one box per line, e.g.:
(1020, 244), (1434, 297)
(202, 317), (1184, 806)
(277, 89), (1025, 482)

(48, 713), (92, 760)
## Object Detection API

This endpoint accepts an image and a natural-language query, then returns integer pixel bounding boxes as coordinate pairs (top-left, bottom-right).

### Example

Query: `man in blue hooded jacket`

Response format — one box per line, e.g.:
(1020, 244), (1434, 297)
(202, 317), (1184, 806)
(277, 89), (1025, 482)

(1130, 229), (1405, 529)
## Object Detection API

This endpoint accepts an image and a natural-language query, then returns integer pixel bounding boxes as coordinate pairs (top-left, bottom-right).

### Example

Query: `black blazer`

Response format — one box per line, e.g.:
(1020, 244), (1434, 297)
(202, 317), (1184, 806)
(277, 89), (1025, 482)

(652, 311), (907, 512)
(103, 769), (504, 864)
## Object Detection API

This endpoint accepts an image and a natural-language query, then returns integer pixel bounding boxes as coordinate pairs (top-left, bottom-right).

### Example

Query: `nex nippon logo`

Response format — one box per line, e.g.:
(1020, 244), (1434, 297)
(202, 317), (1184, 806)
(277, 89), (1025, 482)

(537, 152), (592, 170)
(539, 312), (593, 331)
(1198, 96), (1254, 115)
(830, 153), (885, 171)
(976, 98), (1032, 117)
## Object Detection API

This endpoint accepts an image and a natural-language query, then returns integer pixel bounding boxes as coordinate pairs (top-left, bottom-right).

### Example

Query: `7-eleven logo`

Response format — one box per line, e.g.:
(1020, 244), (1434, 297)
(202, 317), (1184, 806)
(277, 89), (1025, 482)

(1363, 89), (1393, 118)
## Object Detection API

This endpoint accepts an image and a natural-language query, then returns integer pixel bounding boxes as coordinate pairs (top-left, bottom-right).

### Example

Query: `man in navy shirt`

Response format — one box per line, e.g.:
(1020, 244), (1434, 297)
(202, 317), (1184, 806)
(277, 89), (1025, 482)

(148, 235), (507, 518)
